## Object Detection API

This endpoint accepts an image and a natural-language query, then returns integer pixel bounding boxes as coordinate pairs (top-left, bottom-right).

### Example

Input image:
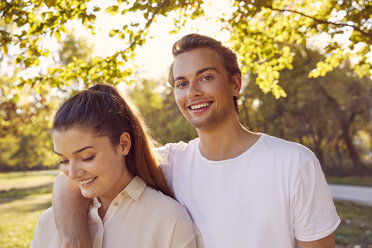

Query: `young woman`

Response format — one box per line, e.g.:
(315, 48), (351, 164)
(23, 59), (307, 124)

(30, 84), (201, 248)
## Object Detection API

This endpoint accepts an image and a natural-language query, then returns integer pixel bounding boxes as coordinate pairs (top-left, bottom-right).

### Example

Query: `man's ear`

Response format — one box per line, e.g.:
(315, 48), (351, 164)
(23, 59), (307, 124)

(119, 132), (131, 156)
(232, 74), (242, 97)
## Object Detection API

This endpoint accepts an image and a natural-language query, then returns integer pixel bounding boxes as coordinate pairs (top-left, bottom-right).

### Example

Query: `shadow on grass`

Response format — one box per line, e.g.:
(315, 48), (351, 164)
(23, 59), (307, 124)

(0, 170), (58, 180)
(0, 183), (53, 203)
(26, 201), (52, 212)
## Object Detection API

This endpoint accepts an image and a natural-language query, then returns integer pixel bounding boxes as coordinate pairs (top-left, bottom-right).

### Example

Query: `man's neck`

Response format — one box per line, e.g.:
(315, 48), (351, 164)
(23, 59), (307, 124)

(197, 119), (260, 161)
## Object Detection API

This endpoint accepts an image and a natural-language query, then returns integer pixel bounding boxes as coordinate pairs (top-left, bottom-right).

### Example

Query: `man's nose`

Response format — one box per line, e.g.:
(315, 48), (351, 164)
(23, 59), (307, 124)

(187, 81), (202, 98)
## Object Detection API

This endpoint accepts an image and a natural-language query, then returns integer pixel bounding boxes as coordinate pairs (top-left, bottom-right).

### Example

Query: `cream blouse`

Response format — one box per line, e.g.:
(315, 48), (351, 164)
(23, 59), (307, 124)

(30, 176), (202, 248)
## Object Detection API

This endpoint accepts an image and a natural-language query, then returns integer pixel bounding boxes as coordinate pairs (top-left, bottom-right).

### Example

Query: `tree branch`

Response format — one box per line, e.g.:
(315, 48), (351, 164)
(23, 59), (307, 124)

(117, 0), (170, 57)
(267, 6), (372, 44)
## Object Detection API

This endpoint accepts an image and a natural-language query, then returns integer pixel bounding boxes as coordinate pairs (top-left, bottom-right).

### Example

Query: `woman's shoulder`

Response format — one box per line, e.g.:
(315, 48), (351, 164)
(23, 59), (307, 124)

(141, 186), (202, 247)
(31, 207), (61, 248)
(34, 207), (59, 234)
(142, 186), (190, 220)
(37, 207), (55, 225)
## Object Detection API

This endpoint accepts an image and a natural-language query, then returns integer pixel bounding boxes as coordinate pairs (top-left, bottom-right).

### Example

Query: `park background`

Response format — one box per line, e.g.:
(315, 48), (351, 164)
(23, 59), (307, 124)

(0, 0), (371, 247)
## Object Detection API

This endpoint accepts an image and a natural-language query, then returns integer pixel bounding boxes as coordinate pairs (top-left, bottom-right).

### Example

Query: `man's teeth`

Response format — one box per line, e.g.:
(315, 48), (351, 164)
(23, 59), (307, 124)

(190, 103), (210, 110)
(80, 177), (96, 185)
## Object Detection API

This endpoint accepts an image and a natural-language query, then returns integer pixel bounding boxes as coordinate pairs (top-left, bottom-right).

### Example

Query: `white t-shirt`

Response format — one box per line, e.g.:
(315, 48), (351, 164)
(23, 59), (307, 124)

(158, 133), (340, 248)
(30, 177), (202, 248)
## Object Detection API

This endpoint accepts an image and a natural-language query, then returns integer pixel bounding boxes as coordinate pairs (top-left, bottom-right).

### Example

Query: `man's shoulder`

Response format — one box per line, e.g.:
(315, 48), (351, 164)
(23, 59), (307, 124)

(156, 138), (199, 184)
(156, 138), (199, 157)
(259, 133), (315, 160)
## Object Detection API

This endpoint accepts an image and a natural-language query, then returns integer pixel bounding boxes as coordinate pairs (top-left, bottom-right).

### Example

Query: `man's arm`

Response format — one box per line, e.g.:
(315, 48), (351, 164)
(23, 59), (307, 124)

(296, 232), (335, 248)
(52, 173), (92, 248)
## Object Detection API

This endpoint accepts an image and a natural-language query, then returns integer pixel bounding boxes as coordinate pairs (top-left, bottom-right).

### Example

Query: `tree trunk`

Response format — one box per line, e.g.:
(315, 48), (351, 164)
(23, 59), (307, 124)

(341, 123), (366, 173)
(333, 139), (344, 175)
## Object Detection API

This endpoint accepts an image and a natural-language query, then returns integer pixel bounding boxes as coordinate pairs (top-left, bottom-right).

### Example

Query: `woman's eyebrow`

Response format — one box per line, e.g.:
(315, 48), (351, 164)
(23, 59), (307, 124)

(53, 146), (94, 156)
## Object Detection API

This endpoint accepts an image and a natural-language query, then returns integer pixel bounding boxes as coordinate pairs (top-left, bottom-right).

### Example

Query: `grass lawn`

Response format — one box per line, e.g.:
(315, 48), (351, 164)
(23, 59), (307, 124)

(0, 171), (371, 248)
(0, 170), (58, 192)
(335, 201), (372, 247)
(0, 171), (56, 248)
(327, 176), (372, 187)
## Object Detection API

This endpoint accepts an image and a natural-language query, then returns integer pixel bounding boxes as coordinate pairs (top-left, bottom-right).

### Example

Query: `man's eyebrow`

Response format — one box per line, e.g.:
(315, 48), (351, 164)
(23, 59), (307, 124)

(174, 75), (187, 82)
(53, 146), (94, 156)
(196, 67), (219, 75)
(174, 67), (219, 82)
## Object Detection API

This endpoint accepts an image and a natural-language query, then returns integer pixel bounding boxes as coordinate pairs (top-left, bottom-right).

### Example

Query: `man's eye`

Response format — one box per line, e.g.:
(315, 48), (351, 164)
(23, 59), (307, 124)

(201, 75), (213, 81)
(176, 81), (188, 88)
(82, 155), (95, 162)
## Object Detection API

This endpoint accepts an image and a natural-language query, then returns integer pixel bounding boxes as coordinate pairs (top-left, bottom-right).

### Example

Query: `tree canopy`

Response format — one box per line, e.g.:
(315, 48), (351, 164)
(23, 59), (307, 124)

(0, 0), (371, 172)
(1, 0), (371, 96)
(1, 0), (204, 90)
(240, 46), (371, 174)
(228, 0), (371, 97)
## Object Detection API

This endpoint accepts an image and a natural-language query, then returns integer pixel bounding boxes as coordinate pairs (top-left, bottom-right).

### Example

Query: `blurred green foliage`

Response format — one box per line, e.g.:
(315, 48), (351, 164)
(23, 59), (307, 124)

(239, 46), (372, 174)
(127, 78), (197, 145)
(228, 0), (371, 98)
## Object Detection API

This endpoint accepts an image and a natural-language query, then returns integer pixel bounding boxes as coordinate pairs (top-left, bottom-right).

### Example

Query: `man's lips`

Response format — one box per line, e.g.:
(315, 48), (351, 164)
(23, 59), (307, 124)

(188, 101), (212, 110)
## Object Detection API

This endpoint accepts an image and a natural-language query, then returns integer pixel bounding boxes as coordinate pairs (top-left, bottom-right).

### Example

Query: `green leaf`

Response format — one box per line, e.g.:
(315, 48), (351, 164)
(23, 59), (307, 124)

(105, 5), (119, 15)
(118, 32), (125, 40)
(2, 45), (8, 55)
(20, 40), (27, 48)
(54, 31), (61, 41)
(15, 55), (24, 64)
(109, 29), (118, 37)
(45, 0), (56, 8)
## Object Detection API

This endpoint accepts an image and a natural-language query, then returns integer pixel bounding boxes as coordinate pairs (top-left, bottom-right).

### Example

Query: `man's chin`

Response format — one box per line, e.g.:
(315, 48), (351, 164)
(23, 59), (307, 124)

(189, 118), (217, 130)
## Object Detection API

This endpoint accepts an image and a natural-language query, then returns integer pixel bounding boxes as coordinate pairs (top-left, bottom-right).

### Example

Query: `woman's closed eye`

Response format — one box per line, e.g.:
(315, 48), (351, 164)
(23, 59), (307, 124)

(59, 159), (68, 165)
(82, 155), (95, 162)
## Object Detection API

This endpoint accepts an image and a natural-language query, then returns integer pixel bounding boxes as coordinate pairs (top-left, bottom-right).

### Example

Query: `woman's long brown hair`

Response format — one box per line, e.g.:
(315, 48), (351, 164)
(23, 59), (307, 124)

(53, 84), (174, 198)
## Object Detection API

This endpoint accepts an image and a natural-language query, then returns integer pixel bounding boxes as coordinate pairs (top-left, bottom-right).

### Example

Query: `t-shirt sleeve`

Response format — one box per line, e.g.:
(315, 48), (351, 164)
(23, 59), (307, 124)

(292, 154), (341, 241)
(155, 143), (179, 189)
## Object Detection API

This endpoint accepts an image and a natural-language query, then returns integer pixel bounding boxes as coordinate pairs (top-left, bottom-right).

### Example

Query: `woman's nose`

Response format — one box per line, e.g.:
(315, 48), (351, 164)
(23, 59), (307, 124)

(65, 161), (84, 179)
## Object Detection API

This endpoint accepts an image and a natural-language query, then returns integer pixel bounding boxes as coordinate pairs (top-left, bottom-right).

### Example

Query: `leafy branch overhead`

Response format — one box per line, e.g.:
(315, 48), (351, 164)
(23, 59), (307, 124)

(1, 0), (204, 88)
(227, 0), (371, 97)
(1, 0), (371, 97)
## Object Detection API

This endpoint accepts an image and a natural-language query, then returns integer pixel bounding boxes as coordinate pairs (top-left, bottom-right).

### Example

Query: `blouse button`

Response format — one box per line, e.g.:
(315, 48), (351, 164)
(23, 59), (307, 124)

(113, 201), (119, 206)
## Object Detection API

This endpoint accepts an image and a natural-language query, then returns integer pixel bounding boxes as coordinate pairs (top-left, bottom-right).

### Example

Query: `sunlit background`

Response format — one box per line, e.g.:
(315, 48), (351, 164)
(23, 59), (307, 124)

(1, 0), (372, 247)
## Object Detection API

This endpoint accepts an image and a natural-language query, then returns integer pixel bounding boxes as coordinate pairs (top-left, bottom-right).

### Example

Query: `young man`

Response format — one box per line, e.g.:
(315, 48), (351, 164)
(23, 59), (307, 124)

(52, 34), (340, 247)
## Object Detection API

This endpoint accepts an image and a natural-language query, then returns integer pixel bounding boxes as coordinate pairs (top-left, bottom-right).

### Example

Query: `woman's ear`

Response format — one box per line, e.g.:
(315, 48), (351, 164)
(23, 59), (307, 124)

(119, 132), (131, 156)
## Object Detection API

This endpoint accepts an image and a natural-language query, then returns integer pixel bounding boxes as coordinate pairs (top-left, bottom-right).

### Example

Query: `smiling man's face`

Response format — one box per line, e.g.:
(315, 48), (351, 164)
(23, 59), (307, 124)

(172, 47), (240, 131)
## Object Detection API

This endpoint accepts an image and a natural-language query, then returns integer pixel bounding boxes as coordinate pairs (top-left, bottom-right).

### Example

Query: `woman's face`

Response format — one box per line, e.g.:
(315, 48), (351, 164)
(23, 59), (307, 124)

(53, 126), (132, 206)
